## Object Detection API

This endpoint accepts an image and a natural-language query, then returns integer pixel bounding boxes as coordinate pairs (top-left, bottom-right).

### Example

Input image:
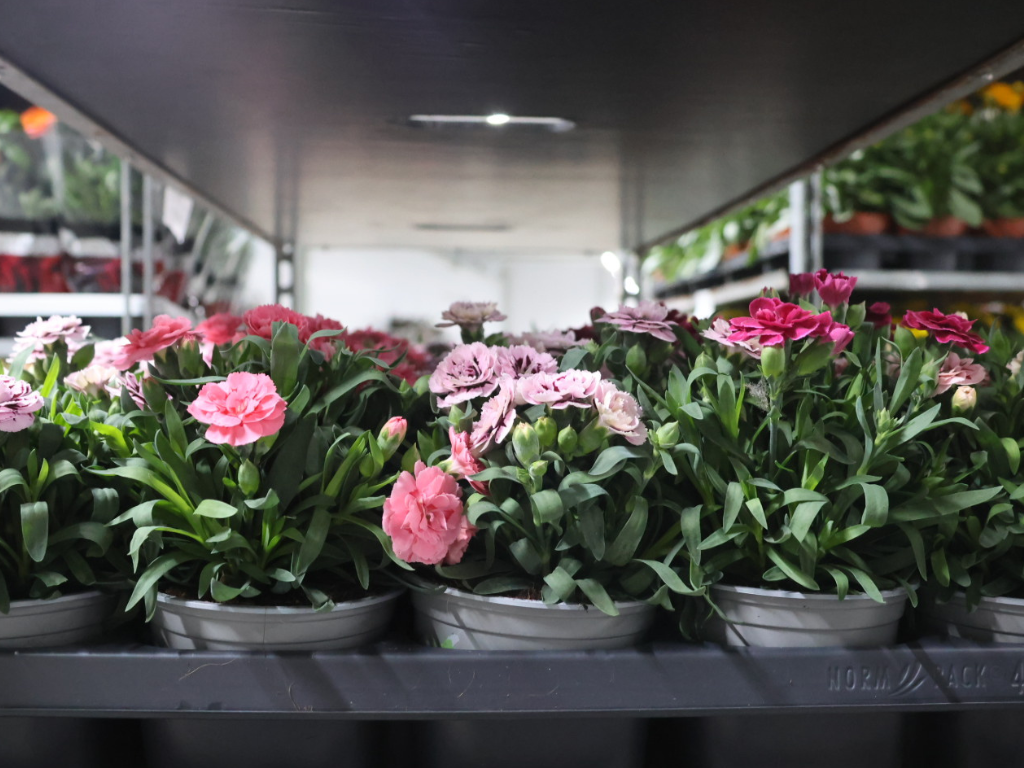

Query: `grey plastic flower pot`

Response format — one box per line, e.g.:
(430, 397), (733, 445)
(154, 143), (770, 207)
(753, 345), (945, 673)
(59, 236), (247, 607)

(0, 591), (111, 649)
(705, 584), (908, 647)
(412, 587), (655, 768)
(152, 589), (402, 650)
(411, 586), (657, 650)
(924, 591), (1024, 643)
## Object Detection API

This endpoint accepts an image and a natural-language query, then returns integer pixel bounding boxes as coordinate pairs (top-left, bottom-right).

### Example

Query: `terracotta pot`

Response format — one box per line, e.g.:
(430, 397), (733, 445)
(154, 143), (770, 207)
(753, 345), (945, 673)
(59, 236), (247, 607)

(721, 242), (746, 261)
(903, 217), (968, 237)
(822, 212), (891, 235)
(981, 218), (1024, 238)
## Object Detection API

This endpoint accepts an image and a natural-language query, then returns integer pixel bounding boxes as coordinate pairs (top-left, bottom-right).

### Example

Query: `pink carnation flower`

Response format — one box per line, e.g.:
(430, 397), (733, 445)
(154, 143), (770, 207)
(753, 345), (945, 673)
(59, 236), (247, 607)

(114, 315), (195, 371)
(592, 381), (648, 446)
(436, 301), (506, 333)
(196, 313), (245, 345)
(445, 426), (489, 495)
(865, 302), (893, 329)
(242, 304), (310, 342)
(934, 353), (988, 396)
(516, 370), (601, 409)
(91, 339), (129, 368)
(727, 298), (833, 347)
(599, 301), (678, 343)
(470, 377), (518, 455)
(903, 309), (989, 355)
(428, 342), (501, 408)
(383, 461), (476, 565)
(821, 318), (855, 356)
(0, 376), (44, 432)
(496, 345), (558, 378)
(10, 315), (90, 362)
(703, 317), (763, 359)
(186, 372), (287, 446)
(814, 270), (858, 307)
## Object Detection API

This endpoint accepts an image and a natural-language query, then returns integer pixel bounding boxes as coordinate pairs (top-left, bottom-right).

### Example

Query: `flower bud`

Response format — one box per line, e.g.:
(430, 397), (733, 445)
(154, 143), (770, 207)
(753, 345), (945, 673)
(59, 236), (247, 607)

(761, 345), (786, 378)
(528, 460), (549, 487)
(512, 422), (541, 465)
(377, 416), (407, 460)
(654, 421), (680, 447)
(625, 343), (648, 377)
(179, 338), (203, 376)
(557, 425), (578, 455)
(238, 459), (260, 496)
(952, 386), (977, 415)
(534, 416), (557, 448)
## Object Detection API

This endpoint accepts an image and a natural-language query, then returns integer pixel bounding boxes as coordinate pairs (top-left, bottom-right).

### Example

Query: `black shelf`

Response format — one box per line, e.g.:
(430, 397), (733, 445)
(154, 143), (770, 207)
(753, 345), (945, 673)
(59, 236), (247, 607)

(3, 639), (1024, 719)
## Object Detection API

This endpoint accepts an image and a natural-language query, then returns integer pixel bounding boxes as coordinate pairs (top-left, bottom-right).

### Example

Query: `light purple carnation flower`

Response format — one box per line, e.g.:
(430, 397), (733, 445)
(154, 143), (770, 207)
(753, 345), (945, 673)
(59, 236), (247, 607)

(470, 377), (517, 455)
(509, 330), (584, 354)
(593, 381), (648, 446)
(516, 370), (601, 409)
(436, 301), (507, 333)
(0, 376), (44, 432)
(496, 345), (558, 379)
(599, 301), (678, 343)
(111, 372), (167, 410)
(9, 315), (90, 363)
(428, 342), (501, 408)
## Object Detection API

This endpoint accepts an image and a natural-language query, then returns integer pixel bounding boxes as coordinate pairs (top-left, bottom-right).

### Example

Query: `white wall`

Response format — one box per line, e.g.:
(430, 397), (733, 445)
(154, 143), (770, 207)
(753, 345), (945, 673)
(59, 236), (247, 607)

(300, 248), (619, 339)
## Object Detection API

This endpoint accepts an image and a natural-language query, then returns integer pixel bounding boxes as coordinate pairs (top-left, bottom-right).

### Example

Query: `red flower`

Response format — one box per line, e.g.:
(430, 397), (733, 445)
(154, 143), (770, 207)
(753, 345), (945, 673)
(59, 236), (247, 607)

(305, 313), (345, 360)
(242, 304), (310, 341)
(814, 270), (858, 307)
(903, 309), (989, 354)
(822, 318), (855, 356)
(341, 328), (430, 384)
(865, 302), (893, 329)
(728, 298), (833, 347)
(789, 272), (817, 298)
(196, 313), (244, 345)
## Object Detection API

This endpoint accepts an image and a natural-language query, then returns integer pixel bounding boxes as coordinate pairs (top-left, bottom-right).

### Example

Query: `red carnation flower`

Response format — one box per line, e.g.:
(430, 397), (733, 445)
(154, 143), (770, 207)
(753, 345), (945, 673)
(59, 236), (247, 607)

(903, 309), (989, 355)
(727, 298), (833, 347)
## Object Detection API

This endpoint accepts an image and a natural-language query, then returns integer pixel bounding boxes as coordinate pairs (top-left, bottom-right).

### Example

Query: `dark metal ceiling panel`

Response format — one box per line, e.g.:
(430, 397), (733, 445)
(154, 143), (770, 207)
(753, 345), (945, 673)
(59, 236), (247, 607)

(0, 1), (1022, 252)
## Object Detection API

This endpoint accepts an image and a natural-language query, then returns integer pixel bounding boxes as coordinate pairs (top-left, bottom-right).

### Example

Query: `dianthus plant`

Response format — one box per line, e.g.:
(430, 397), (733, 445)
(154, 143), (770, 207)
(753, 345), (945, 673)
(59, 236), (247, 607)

(100, 311), (414, 617)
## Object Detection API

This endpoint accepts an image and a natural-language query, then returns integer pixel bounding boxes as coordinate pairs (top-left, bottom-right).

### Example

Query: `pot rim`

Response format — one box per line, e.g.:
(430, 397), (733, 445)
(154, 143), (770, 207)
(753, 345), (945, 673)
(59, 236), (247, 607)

(413, 584), (653, 613)
(711, 583), (907, 603)
(156, 587), (403, 615)
(938, 590), (1024, 608)
(6, 589), (109, 610)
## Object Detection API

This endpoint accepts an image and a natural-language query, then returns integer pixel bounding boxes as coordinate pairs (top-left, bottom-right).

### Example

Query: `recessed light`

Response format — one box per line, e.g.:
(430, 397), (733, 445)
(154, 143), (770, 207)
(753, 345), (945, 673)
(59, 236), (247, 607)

(406, 114), (576, 132)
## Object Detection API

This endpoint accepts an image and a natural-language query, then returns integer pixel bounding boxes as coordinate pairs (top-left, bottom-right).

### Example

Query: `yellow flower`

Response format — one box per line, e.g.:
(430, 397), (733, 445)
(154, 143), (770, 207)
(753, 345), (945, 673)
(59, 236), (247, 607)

(982, 82), (1023, 112)
(946, 99), (973, 116)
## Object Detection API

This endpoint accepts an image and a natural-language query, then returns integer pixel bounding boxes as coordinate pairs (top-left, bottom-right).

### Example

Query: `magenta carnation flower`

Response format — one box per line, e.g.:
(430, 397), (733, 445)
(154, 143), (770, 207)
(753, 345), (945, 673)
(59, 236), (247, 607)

(428, 342), (501, 408)
(727, 298), (833, 347)
(592, 381), (648, 446)
(903, 309), (989, 355)
(703, 317), (763, 359)
(788, 273), (817, 298)
(865, 302), (893, 329)
(495, 345), (558, 378)
(599, 301), (678, 343)
(186, 372), (287, 446)
(114, 315), (196, 370)
(814, 270), (858, 307)
(383, 461), (475, 565)
(0, 376), (44, 432)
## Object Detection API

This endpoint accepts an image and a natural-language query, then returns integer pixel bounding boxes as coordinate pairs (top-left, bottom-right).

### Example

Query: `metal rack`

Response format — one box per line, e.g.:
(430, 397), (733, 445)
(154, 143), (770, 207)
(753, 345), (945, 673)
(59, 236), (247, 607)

(2, 638), (1023, 719)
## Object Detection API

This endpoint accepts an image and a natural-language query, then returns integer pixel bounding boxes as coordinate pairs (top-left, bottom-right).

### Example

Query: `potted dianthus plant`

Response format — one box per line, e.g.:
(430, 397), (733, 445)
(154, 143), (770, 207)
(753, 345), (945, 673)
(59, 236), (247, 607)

(654, 272), (996, 647)
(922, 320), (1024, 642)
(99, 307), (415, 652)
(0, 316), (129, 649)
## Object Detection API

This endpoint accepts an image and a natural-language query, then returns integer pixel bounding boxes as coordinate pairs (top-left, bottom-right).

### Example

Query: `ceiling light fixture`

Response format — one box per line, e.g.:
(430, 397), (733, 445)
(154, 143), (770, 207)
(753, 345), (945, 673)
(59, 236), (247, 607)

(600, 251), (621, 274)
(407, 114), (576, 132)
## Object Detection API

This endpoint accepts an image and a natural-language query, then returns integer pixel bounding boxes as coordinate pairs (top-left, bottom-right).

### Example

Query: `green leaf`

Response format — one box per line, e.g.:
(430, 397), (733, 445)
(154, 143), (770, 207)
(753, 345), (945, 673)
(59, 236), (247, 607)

(889, 347), (923, 413)
(1002, 437), (1021, 476)
(0, 468), (27, 495)
(765, 548), (819, 590)
(542, 566), (578, 602)
(295, 507), (330, 577)
(39, 354), (61, 399)
(530, 489), (564, 526)
(270, 321), (302, 397)
(509, 538), (543, 575)
(636, 559), (702, 595)
(92, 466), (192, 513)
(126, 551), (192, 614)
(575, 578), (618, 616)
(745, 497), (768, 529)
(605, 498), (648, 566)
(790, 501), (827, 543)
(578, 505), (606, 561)
(842, 566), (884, 603)
(723, 482), (743, 530)
(193, 499), (239, 519)
(20, 502), (49, 563)
(163, 399), (188, 456)
(587, 446), (646, 478)
(860, 484), (889, 527)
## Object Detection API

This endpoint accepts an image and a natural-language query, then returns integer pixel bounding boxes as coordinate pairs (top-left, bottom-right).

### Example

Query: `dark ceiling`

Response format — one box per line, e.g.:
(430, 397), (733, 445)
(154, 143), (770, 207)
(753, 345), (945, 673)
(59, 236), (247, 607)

(0, 1), (1022, 253)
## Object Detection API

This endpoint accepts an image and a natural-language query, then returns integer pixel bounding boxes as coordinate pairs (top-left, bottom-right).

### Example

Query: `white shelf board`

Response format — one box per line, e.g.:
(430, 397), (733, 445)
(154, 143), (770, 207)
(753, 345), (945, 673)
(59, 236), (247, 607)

(0, 294), (184, 318)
